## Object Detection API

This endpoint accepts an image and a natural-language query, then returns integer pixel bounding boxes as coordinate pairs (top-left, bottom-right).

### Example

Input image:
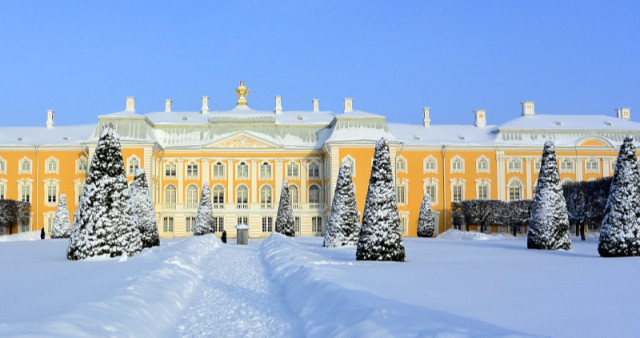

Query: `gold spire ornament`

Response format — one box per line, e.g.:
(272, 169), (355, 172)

(236, 81), (249, 105)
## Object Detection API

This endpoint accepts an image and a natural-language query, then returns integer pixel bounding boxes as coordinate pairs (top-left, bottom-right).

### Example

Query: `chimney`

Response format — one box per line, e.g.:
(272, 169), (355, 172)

(343, 98), (353, 113)
(46, 110), (54, 129)
(201, 96), (209, 115)
(423, 107), (431, 127)
(521, 101), (535, 116)
(164, 99), (172, 113)
(616, 107), (631, 120)
(275, 95), (283, 114)
(474, 109), (487, 128)
(312, 99), (320, 112)
(125, 97), (135, 113)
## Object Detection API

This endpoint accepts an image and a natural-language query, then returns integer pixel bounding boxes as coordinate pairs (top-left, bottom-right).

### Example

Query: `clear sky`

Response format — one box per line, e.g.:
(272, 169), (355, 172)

(1, 1), (639, 128)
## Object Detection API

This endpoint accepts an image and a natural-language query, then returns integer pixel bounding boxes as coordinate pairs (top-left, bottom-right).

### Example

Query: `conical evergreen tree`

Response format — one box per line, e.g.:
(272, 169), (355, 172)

(111, 187), (142, 257)
(67, 126), (138, 260)
(51, 194), (71, 238)
(356, 138), (406, 261)
(598, 135), (640, 257)
(130, 169), (160, 248)
(194, 183), (214, 235)
(275, 182), (295, 236)
(324, 161), (360, 247)
(527, 141), (572, 250)
(417, 193), (435, 238)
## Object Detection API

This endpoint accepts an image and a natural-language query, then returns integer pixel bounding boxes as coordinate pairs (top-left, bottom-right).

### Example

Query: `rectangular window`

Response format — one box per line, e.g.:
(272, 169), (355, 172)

(21, 185), (30, 203)
(185, 216), (196, 233)
(213, 217), (225, 232)
(165, 163), (177, 178)
(287, 163), (299, 178)
(425, 185), (437, 205)
(294, 217), (301, 234)
(77, 158), (88, 173)
(260, 163), (271, 179)
(76, 184), (84, 205)
(478, 185), (488, 199)
(452, 185), (463, 202)
(47, 185), (57, 204)
(262, 217), (273, 232)
(0, 184), (5, 199)
(237, 163), (249, 179)
(186, 163), (199, 178)
(400, 216), (407, 235)
(212, 162), (225, 179)
(312, 216), (323, 235)
(163, 217), (174, 232)
(396, 185), (407, 205)
(46, 217), (53, 234)
(237, 216), (248, 226)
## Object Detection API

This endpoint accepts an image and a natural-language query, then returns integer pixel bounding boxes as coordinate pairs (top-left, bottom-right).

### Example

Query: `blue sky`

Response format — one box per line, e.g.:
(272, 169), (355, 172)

(1, 1), (638, 127)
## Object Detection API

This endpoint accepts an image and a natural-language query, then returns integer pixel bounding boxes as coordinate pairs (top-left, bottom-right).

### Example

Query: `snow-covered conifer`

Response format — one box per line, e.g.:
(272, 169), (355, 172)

(51, 194), (71, 238)
(598, 135), (640, 257)
(417, 193), (435, 238)
(194, 183), (214, 236)
(275, 182), (295, 237)
(324, 162), (360, 247)
(67, 126), (139, 260)
(356, 138), (406, 261)
(130, 169), (159, 248)
(527, 141), (572, 250)
(111, 187), (142, 257)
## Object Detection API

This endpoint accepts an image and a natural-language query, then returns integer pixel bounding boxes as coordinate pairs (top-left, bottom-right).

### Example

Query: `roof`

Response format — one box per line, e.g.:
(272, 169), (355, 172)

(389, 123), (497, 146)
(497, 114), (640, 131)
(0, 124), (96, 146)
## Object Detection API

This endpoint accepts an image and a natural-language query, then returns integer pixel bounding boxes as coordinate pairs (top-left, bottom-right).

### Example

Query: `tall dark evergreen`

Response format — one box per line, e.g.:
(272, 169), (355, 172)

(527, 141), (572, 250)
(67, 126), (139, 260)
(324, 162), (360, 247)
(356, 138), (406, 261)
(194, 183), (214, 235)
(598, 135), (640, 257)
(51, 194), (71, 238)
(130, 169), (160, 248)
(275, 182), (295, 237)
(417, 193), (435, 237)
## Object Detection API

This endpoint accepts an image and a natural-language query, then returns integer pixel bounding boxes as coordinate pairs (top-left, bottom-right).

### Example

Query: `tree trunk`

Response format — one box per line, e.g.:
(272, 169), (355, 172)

(512, 225), (517, 237)
(580, 223), (586, 241)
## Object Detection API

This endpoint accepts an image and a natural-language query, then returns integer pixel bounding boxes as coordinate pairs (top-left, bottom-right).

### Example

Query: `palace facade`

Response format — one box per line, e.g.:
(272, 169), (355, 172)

(0, 82), (637, 237)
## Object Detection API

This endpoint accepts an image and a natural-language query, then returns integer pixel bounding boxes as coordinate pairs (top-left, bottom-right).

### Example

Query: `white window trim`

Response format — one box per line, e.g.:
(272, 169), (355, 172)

(0, 179), (7, 200)
(423, 177), (439, 205)
(127, 155), (141, 176)
(507, 178), (524, 201)
(164, 184), (178, 204)
(450, 155), (465, 174)
(341, 155), (356, 177)
(0, 156), (7, 174)
(236, 184), (250, 204)
(286, 161), (300, 179)
(18, 157), (32, 174)
(44, 156), (59, 174)
(308, 160), (322, 179)
(164, 161), (177, 178)
(475, 178), (491, 199)
(507, 157), (523, 173)
(288, 183), (300, 205)
(585, 158), (600, 173)
(43, 178), (60, 206)
(396, 178), (409, 206)
(211, 161), (226, 179)
(236, 161), (250, 180)
(396, 155), (408, 174)
(17, 178), (33, 203)
(534, 158), (542, 173)
(449, 178), (466, 202)
(185, 160), (199, 179)
(308, 183), (323, 204)
(211, 184), (226, 205)
(476, 155), (490, 173)
(259, 184), (273, 205)
(399, 211), (409, 235)
(559, 158), (575, 173)
(185, 184), (199, 206)
(423, 155), (437, 174)
(74, 179), (84, 205)
(75, 157), (88, 174)
(259, 161), (272, 180)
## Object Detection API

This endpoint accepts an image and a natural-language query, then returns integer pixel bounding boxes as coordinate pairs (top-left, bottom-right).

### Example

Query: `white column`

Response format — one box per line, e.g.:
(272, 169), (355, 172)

(201, 158), (210, 185)
(576, 158), (584, 181)
(177, 158), (184, 203)
(603, 158), (611, 177)
(227, 159), (234, 204)
(250, 159), (258, 203)
(300, 158), (308, 203)
(525, 157), (533, 199)
(496, 154), (505, 200)
(275, 159), (284, 199)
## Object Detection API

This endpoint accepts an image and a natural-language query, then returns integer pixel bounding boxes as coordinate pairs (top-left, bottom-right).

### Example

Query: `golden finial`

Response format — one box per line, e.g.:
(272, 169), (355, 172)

(236, 81), (249, 106)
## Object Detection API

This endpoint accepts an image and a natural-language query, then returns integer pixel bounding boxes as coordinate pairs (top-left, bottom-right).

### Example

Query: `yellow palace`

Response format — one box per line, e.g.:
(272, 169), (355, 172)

(0, 82), (636, 237)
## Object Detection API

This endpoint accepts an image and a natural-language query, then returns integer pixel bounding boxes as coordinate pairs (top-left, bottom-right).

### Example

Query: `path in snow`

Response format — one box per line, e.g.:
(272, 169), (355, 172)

(177, 243), (300, 337)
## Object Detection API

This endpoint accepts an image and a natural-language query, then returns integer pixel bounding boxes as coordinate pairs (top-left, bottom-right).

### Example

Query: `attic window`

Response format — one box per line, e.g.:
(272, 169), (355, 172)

(297, 116), (304, 121)
(458, 136), (465, 141)
(555, 121), (562, 126)
(63, 137), (69, 141)
(605, 121), (612, 126)
(182, 116), (188, 121)
(17, 137), (23, 141)
(413, 136), (421, 140)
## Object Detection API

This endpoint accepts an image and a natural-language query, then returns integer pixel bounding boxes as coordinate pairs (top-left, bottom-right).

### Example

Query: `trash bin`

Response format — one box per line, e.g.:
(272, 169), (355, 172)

(235, 224), (249, 245)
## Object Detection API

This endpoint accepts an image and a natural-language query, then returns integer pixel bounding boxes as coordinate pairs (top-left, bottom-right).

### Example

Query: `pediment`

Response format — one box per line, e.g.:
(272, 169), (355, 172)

(576, 136), (614, 148)
(205, 132), (281, 149)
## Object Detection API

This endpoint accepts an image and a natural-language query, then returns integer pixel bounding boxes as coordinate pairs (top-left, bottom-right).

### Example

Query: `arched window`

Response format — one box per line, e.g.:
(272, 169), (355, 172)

(424, 156), (437, 173)
(128, 156), (140, 175)
(260, 162), (272, 179)
(164, 185), (177, 206)
(0, 157), (6, 174)
(19, 158), (32, 174)
(508, 180), (523, 201)
(165, 162), (177, 178)
(212, 161), (225, 178)
(186, 185), (199, 208)
(237, 162), (249, 179)
(476, 156), (489, 173)
(76, 157), (88, 174)
(396, 156), (407, 173)
(212, 185), (225, 207)
(309, 162), (321, 178)
(508, 158), (522, 172)
(236, 185), (249, 207)
(309, 185), (322, 204)
(451, 156), (464, 173)
(260, 185), (272, 207)
(289, 185), (299, 205)
(186, 161), (199, 178)
(287, 161), (299, 178)
(46, 157), (59, 174)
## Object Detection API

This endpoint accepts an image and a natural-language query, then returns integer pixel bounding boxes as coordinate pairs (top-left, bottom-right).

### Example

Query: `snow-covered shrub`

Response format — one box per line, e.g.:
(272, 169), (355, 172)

(598, 135), (640, 257)
(194, 183), (214, 236)
(417, 193), (435, 237)
(527, 141), (571, 250)
(51, 194), (71, 238)
(130, 169), (160, 248)
(324, 161), (360, 247)
(275, 182), (295, 237)
(356, 138), (405, 261)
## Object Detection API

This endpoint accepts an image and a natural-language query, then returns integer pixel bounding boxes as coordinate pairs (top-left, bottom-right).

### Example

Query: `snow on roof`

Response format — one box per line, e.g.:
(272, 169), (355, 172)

(0, 124), (96, 146)
(497, 114), (640, 131)
(388, 123), (497, 146)
(275, 111), (335, 125)
(144, 111), (210, 125)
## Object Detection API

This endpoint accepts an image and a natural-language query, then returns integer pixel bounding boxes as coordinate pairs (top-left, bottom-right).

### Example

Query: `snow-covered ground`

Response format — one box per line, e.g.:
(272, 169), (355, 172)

(0, 230), (638, 337)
